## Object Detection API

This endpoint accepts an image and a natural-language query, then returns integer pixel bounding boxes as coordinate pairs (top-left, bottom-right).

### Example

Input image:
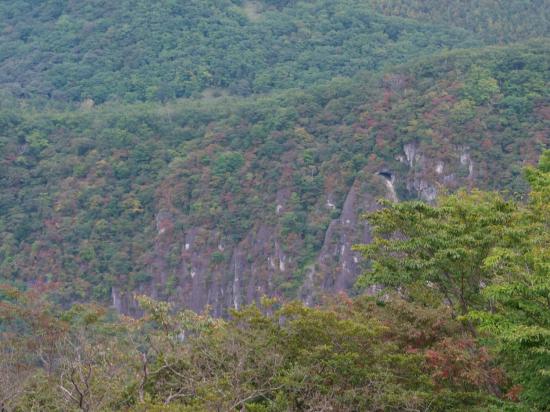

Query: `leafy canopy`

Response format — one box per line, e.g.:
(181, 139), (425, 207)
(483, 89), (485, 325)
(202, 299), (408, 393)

(354, 190), (516, 315)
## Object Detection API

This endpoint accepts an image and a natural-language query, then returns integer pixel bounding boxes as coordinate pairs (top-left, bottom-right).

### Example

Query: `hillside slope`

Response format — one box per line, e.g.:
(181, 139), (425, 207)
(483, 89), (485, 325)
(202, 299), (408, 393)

(0, 0), (483, 104)
(371, 0), (549, 42)
(1, 2), (549, 409)
(1, 41), (547, 314)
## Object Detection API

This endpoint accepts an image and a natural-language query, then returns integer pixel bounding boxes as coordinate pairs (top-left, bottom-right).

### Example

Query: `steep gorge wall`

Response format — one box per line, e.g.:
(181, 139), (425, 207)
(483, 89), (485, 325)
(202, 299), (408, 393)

(2, 43), (547, 317)
(112, 142), (479, 316)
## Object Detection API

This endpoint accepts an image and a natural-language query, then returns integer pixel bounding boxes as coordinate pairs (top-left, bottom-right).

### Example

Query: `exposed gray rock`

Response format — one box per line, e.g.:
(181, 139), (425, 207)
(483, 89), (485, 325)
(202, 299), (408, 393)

(112, 144), (484, 316)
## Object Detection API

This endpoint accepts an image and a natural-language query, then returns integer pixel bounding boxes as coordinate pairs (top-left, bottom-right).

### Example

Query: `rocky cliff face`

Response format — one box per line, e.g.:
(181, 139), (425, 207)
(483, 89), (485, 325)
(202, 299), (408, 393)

(399, 142), (476, 202)
(111, 142), (484, 316)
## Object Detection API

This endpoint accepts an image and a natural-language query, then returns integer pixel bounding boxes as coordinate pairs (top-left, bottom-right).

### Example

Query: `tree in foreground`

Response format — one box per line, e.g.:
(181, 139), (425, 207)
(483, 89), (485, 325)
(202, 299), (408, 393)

(469, 150), (550, 408)
(354, 189), (516, 317)
(2, 287), (508, 411)
(355, 150), (550, 410)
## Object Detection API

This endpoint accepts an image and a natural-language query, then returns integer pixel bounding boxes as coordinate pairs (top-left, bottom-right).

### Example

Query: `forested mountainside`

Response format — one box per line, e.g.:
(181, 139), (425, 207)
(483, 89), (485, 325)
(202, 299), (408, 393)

(371, 0), (549, 42)
(0, 0), (546, 105)
(1, 0), (549, 410)
(0, 0), (550, 315)
(1, 41), (548, 313)
(0, 0), (481, 104)
(0, 0), (547, 104)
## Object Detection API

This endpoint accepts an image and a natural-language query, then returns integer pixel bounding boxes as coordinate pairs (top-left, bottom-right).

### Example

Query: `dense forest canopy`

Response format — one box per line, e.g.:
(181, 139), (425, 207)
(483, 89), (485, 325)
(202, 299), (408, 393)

(2, 0), (547, 104)
(1, 41), (547, 305)
(0, 0), (482, 103)
(371, 0), (549, 42)
(0, 0), (549, 410)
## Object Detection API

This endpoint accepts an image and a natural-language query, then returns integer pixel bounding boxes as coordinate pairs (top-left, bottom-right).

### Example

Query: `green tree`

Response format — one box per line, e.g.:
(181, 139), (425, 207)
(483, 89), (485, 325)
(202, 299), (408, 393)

(469, 151), (550, 408)
(461, 66), (500, 105)
(354, 190), (516, 316)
